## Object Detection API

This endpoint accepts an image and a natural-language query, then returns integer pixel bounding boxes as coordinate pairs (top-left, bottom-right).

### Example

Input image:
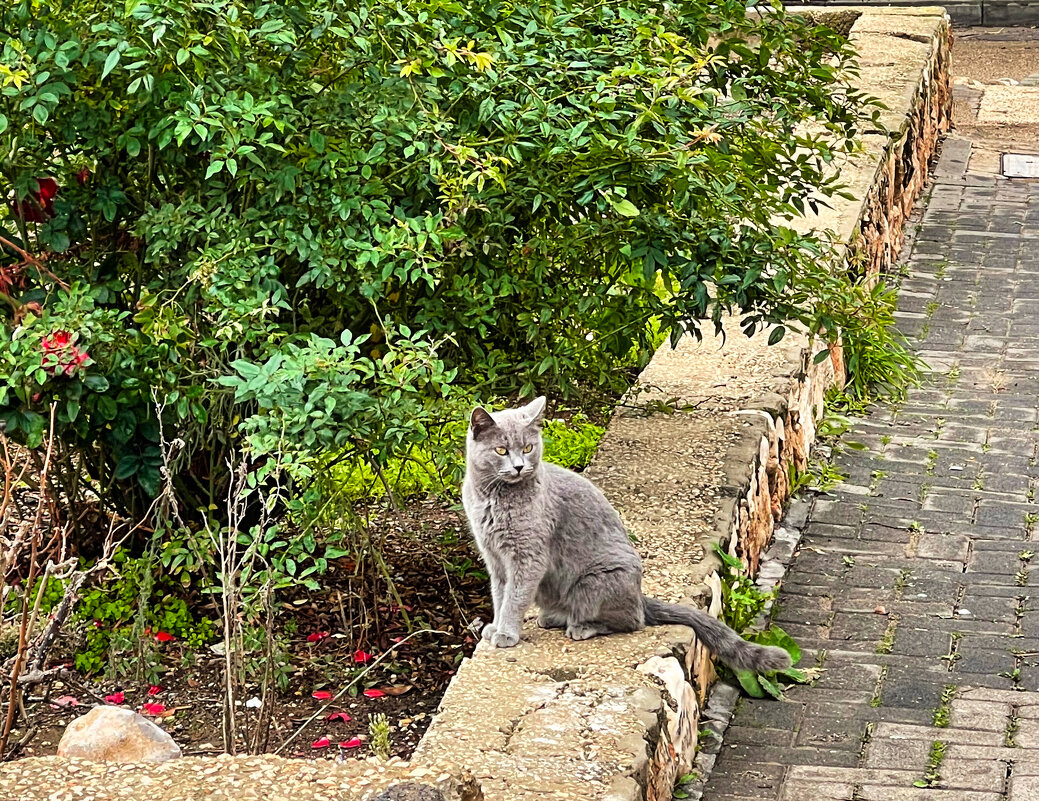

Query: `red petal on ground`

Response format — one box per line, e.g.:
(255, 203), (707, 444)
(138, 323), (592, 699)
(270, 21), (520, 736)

(147, 685), (162, 696)
(362, 689), (385, 698)
(154, 631), (175, 643)
(311, 690), (333, 701)
(141, 703), (165, 715)
(326, 712), (351, 722)
(103, 692), (125, 705)
(306, 631), (329, 643)
(352, 649), (373, 663)
(311, 737), (331, 749)
(339, 737), (362, 749)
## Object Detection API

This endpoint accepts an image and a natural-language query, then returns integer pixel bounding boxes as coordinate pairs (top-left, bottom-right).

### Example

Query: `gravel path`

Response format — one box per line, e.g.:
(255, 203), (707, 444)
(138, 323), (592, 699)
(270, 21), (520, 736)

(0, 754), (476, 801)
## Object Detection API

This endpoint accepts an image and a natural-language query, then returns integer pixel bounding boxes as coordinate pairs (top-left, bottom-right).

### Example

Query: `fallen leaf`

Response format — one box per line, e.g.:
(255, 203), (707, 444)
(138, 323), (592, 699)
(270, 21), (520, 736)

(339, 737), (362, 749)
(312, 690), (333, 701)
(307, 631), (329, 643)
(327, 711), (352, 722)
(353, 649), (373, 664)
(103, 692), (125, 705)
(155, 631), (175, 643)
(141, 703), (165, 716)
(363, 689), (385, 698)
(50, 695), (78, 708)
(380, 685), (412, 697)
(312, 737), (331, 749)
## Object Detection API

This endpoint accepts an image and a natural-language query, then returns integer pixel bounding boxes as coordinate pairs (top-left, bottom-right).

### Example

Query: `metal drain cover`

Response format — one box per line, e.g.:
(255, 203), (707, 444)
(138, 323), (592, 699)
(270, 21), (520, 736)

(1003, 153), (1039, 178)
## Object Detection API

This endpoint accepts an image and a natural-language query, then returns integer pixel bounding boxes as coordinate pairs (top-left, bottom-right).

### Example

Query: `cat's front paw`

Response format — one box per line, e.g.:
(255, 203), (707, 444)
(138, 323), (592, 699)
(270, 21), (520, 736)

(480, 623), (497, 641)
(490, 630), (520, 648)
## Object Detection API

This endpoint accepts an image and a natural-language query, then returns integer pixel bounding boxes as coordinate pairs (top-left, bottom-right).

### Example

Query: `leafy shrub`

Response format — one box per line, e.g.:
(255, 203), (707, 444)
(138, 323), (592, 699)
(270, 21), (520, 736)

(15, 549), (216, 676)
(0, 0), (875, 526)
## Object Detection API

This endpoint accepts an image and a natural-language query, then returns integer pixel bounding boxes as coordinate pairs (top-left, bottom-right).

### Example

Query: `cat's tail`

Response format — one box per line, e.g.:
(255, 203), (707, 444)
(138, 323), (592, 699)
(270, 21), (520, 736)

(642, 596), (791, 674)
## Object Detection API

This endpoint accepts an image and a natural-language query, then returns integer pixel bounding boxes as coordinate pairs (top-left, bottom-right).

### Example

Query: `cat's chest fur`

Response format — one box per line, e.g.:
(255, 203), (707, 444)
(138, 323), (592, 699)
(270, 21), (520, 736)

(462, 479), (547, 552)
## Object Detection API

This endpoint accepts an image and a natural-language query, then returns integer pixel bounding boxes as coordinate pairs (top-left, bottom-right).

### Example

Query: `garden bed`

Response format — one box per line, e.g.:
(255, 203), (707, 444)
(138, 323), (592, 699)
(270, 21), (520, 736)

(10, 500), (489, 761)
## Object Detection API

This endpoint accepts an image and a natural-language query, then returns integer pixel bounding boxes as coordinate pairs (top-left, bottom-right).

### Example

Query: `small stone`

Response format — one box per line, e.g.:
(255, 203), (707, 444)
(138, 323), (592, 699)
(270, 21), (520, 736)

(371, 783), (446, 801)
(57, 706), (181, 763)
(874, 606), (887, 615)
(957, 608), (972, 616)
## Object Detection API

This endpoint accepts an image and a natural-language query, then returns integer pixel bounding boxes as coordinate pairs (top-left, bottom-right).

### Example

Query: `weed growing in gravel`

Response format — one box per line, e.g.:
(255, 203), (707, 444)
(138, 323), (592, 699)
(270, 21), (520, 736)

(932, 685), (956, 727)
(915, 740), (948, 788)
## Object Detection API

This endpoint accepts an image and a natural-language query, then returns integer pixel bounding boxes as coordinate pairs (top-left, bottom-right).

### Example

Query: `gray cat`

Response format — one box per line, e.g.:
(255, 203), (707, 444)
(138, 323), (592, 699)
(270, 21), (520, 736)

(461, 396), (791, 674)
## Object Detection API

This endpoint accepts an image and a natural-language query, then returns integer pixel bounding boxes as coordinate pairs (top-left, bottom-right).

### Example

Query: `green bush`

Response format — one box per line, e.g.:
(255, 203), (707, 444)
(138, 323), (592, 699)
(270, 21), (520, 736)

(0, 0), (885, 528)
(8, 550), (214, 676)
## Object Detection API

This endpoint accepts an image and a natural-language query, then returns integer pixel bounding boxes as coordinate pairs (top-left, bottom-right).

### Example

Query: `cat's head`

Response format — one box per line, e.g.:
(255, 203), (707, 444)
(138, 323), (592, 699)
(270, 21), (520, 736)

(465, 397), (546, 485)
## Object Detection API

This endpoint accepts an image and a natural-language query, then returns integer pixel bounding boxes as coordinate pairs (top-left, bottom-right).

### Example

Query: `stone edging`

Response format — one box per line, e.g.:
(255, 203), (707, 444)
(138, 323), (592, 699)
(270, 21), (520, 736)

(408, 9), (952, 801)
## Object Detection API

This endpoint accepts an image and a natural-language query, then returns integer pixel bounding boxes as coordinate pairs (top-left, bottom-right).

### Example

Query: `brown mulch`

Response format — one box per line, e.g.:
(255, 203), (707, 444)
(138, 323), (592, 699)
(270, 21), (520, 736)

(8, 497), (490, 762)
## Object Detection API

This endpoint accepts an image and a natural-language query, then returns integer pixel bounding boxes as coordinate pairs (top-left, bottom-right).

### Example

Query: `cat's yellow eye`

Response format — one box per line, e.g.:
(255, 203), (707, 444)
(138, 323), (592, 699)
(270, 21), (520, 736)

(495, 447), (508, 456)
(522, 444), (533, 454)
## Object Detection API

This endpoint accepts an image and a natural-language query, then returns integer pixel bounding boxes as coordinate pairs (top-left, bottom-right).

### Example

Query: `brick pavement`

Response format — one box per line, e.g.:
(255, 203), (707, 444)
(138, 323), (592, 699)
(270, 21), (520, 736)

(703, 140), (1039, 801)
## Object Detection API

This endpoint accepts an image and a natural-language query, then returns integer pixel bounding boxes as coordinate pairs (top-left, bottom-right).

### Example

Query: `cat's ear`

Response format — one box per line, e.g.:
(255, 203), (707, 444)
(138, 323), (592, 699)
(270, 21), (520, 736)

(470, 407), (497, 439)
(524, 396), (547, 427)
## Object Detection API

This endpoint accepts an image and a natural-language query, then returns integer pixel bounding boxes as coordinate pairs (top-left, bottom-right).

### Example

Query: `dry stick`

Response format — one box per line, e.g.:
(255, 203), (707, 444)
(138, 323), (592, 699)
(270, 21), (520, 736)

(274, 628), (449, 756)
(0, 234), (69, 289)
(0, 406), (58, 757)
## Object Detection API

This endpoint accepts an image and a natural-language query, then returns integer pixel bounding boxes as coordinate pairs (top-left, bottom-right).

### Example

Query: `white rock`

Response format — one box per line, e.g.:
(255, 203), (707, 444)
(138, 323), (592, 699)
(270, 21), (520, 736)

(57, 705), (181, 763)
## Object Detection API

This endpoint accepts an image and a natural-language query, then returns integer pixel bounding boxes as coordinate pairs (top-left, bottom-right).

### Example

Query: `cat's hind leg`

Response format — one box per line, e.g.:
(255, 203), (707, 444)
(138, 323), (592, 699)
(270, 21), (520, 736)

(563, 568), (644, 641)
(536, 609), (568, 629)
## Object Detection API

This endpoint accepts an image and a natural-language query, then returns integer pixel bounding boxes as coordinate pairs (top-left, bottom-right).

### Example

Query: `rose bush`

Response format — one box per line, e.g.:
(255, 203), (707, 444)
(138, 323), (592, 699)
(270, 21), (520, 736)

(0, 0), (891, 528)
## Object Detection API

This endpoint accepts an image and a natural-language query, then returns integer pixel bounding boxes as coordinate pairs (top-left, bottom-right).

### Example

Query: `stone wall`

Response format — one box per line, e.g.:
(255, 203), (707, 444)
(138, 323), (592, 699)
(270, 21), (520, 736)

(408, 9), (954, 801)
(794, 0), (1039, 27)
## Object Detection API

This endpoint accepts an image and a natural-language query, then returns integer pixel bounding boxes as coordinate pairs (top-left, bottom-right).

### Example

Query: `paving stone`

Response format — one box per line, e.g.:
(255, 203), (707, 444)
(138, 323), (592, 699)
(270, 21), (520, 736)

(948, 700), (1012, 733)
(941, 758), (1009, 792)
(777, 781), (854, 801)
(1010, 776), (1039, 801)
(864, 736), (930, 770)
(793, 716), (868, 751)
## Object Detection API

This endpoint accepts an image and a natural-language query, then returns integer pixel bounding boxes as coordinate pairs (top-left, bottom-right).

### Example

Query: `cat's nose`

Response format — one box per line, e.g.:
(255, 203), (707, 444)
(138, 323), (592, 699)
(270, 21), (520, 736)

(513, 464), (523, 474)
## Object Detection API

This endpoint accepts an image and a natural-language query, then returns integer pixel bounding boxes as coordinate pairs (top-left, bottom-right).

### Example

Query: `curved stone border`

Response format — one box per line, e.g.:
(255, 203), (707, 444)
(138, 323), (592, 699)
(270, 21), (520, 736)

(411, 9), (952, 801)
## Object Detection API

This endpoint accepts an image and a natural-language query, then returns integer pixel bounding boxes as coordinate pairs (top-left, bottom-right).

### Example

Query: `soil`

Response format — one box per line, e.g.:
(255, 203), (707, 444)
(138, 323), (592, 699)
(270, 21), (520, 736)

(8, 497), (491, 763)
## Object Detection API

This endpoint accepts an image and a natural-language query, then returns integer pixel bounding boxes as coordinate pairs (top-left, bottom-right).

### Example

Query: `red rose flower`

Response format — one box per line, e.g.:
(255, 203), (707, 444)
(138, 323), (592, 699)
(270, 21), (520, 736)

(11, 177), (59, 222)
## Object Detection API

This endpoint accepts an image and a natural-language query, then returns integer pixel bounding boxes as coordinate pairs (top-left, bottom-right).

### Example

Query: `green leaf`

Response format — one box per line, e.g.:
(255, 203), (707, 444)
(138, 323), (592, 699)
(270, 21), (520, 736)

(767, 326), (786, 346)
(0, 114), (7, 134)
(206, 160), (224, 178)
(757, 673), (783, 699)
(114, 455), (140, 480)
(101, 49), (122, 80)
(612, 198), (640, 218)
(735, 669), (764, 698)
(83, 375), (110, 392)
